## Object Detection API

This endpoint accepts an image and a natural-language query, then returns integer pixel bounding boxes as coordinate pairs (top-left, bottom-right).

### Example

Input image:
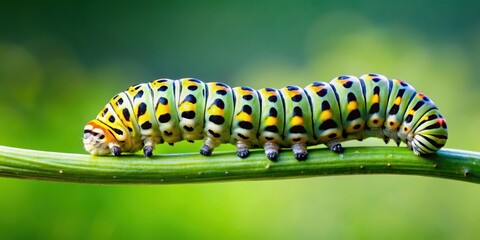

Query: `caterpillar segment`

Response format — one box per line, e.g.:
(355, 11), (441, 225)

(384, 79), (417, 146)
(329, 76), (367, 142)
(304, 81), (344, 153)
(257, 88), (284, 160)
(200, 82), (234, 156)
(360, 73), (390, 139)
(150, 79), (182, 145)
(177, 78), (206, 143)
(83, 73), (448, 160)
(230, 86), (261, 158)
(278, 85), (314, 160)
(124, 83), (162, 156)
(406, 108), (447, 155)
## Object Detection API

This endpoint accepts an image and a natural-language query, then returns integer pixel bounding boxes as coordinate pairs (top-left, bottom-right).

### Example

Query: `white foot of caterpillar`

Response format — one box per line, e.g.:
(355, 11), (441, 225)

(263, 142), (279, 161)
(292, 143), (308, 161)
(200, 137), (219, 156)
(236, 141), (251, 158)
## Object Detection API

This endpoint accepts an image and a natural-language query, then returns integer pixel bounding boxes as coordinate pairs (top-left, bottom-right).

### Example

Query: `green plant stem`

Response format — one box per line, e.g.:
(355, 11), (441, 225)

(0, 145), (479, 184)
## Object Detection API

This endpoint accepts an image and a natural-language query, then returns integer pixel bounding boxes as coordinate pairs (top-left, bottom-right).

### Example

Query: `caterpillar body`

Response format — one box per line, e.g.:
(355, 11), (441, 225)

(83, 74), (448, 160)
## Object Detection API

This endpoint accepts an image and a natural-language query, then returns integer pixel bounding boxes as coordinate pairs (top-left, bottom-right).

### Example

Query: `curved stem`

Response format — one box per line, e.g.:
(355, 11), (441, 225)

(0, 145), (479, 184)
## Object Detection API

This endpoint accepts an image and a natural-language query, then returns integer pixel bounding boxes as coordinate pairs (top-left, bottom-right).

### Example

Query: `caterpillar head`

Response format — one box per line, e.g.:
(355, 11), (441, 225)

(83, 120), (120, 156)
(408, 109), (448, 155)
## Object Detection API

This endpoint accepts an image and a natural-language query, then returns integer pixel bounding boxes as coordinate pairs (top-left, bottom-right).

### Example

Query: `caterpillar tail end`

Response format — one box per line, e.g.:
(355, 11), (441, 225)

(408, 110), (448, 156)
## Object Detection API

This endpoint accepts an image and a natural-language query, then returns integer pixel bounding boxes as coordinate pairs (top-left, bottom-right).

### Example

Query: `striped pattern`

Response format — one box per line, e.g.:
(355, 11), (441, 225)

(83, 74), (448, 160)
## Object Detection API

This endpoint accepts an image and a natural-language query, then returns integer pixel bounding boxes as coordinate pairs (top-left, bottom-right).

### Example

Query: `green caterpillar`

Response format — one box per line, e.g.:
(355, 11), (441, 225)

(83, 73), (448, 160)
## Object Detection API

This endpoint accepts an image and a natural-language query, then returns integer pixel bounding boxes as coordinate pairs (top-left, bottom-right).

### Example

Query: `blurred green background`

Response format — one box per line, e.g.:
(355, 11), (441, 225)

(1, 1), (479, 239)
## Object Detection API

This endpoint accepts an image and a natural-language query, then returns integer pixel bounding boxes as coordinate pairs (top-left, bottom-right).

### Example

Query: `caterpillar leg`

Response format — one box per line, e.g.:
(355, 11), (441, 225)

(143, 136), (161, 157)
(200, 145), (213, 156)
(143, 135), (164, 157)
(108, 142), (122, 156)
(263, 141), (280, 161)
(383, 135), (401, 146)
(200, 137), (219, 156)
(236, 140), (250, 158)
(326, 141), (343, 153)
(292, 143), (308, 161)
(144, 145), (153, 157)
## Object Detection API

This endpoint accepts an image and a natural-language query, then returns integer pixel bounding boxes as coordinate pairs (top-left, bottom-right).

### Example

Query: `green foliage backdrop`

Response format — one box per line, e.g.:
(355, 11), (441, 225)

(0, 1), (479, 239)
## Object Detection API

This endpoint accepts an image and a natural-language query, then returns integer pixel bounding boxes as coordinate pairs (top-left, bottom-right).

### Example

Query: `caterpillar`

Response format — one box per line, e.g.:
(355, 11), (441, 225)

(83, 73), (448, 160)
